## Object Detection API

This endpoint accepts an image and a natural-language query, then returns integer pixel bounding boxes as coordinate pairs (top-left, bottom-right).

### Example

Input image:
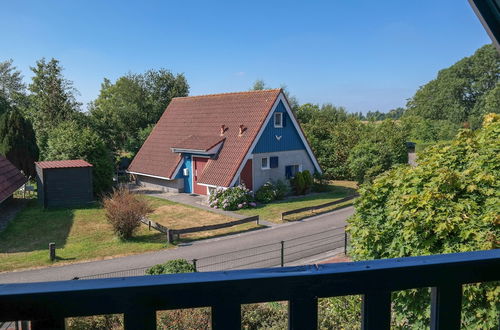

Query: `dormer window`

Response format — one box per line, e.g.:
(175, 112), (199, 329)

(274, 112), (283, 128)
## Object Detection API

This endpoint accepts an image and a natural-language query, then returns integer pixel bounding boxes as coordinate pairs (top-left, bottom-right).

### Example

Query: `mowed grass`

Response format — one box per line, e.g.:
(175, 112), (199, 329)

(236, 181), (358, 223)
(0, 199), (167, 272)
(0, 196), (258, 272)
(147, 197), (262, 242)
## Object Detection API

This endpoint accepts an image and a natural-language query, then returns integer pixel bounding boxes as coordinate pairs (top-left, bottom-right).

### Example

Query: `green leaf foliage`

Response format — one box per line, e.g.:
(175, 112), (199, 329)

(89, 69), (189, 154)
(348, 114), (500, 328)
(146, 259), (195, 275)
(348, 120), (408, 183)
(45, 121), (114, 195)
(0, 59), (26, 108)
(26, 58), (81, 157)
(406, 44), (500, 125)
(0, 109), (39, 177)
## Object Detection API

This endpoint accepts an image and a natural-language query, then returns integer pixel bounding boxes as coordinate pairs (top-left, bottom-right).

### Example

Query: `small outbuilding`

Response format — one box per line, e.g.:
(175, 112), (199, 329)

(0, 155), (27, 205)
(36, 160), (93, 208)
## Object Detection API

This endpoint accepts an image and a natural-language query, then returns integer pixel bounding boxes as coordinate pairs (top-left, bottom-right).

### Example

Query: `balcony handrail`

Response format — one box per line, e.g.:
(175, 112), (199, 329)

(1, 249), (499, 329)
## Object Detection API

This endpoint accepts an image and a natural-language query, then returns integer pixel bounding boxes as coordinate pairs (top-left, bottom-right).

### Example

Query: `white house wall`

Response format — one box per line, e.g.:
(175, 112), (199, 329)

(136, 175), (184, 193)
(252, 150), (315, 190)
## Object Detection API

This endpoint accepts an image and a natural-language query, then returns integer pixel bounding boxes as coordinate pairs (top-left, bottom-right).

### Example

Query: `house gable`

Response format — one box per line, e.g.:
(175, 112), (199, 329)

(229, 93), (322, 187)
(252, 100), (306, 154)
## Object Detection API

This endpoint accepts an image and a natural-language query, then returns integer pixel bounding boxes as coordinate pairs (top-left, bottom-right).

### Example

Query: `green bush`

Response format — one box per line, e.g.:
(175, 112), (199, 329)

(157, 308), (211, 330)
(255, 180), (289, 203)
(66, 314), (122, 330)
(348, 114), (500, 328)
(45, 121), (114, 195)
(208, 185), (255, 210)
(241, 302), (288, 330)
(302, 170), (313, 188)
(291, 170), (313, 195)
(146, 259), (195, 275)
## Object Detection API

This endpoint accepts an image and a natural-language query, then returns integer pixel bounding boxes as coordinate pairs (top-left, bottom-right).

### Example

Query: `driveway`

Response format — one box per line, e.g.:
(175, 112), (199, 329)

(0, 206), (354, 284)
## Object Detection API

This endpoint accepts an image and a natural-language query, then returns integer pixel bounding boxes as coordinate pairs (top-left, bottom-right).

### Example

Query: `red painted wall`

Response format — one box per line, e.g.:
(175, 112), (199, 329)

(240, 159), (253, 191)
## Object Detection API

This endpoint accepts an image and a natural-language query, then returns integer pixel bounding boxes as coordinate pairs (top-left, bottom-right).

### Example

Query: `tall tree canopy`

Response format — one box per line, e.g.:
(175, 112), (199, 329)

(348, 120), (408, 183)
(0, 110), (39, 177)
(406, 44), (500, 125)
(348, 114), (500, 328)
(26, 58), (81, 156)
(45, 121), (114, 195)
(0, 59), (26, 108)
(250, 79), (299, 112)
(89, 69), (189, 154)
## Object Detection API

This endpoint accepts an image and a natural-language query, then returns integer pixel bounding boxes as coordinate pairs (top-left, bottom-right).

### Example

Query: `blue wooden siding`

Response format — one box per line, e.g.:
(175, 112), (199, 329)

(252, 101), (306, 154)
(175, 155), (192, 193)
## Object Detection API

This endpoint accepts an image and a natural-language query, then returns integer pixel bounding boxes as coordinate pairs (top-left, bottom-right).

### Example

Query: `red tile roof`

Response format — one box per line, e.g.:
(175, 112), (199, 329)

(35, 159), (93, 169)
(129, 89), (282, 186)
(172, 135), (225, 152)
(0, 156), (27, 203)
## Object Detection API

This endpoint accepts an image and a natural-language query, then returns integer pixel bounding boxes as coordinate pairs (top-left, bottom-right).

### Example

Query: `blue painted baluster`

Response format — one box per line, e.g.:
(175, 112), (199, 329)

(211, 302), (240, 329)
(124, 307), (156, 330)
(288, 296), (318, 330)
(430, 284), (462, 330)
(362, 291), (391, 329)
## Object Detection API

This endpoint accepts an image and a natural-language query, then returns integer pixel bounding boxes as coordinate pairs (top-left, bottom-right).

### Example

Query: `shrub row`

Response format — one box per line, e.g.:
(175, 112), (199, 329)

(208, 171), (316, 211)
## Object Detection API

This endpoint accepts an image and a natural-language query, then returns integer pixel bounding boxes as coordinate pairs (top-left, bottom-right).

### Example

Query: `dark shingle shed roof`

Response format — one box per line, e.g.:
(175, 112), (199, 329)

(0, 156), (27, 203)
(128, 89), (282, 187)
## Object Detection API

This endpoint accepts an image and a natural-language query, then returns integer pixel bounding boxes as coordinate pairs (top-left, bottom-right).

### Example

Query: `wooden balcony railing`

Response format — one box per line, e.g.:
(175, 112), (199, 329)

(0, 249), (499, 329)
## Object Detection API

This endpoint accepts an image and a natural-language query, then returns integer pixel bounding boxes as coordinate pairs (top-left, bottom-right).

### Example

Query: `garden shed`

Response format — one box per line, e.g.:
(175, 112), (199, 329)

(36, 160), (93, 208)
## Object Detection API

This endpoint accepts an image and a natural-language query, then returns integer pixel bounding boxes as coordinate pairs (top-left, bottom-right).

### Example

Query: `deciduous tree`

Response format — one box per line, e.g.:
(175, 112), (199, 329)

(89, 69), (188, 154)
(45, 121), (114, 194)
(406, 44), (499, 125)
(348, 114), (500, 328)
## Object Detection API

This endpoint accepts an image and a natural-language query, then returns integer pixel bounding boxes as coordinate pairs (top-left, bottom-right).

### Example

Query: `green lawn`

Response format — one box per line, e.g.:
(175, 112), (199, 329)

(236, 181), (358, 223)
(0, 195), (255, 272)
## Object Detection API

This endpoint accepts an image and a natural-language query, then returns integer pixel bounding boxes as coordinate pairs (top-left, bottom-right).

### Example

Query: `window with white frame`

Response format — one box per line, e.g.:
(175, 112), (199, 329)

(261, 157), (270, 170)
(274, 112), (283, 128)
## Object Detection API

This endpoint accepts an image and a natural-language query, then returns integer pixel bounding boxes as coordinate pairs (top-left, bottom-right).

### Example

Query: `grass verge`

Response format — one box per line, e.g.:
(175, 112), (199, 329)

(0, 195), (258, 272)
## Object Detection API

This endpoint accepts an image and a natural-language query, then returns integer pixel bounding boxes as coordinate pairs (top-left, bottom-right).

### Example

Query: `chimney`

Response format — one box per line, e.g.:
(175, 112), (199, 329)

(220, 124), (226, 136)
(239, 125), (246, 136)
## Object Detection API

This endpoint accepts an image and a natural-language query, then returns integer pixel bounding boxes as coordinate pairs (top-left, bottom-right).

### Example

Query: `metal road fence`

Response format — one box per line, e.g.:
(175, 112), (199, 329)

(78, 226), (347, 280)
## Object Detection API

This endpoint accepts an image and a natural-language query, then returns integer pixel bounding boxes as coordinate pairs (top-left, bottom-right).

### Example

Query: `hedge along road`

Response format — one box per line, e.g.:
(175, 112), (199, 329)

(0, 206), (354, 284)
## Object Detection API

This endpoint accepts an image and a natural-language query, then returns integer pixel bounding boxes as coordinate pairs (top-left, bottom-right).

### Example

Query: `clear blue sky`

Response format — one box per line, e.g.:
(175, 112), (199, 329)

(0, 0), (491, 113)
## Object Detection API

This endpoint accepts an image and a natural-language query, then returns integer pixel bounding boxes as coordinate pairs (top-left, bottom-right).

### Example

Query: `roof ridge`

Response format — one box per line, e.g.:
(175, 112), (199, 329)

(173, 88), (282, 100)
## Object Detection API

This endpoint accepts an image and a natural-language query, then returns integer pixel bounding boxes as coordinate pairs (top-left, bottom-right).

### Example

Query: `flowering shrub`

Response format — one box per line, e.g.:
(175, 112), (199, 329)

(208, 185), (255, 210)
(255, 180), (289, 203)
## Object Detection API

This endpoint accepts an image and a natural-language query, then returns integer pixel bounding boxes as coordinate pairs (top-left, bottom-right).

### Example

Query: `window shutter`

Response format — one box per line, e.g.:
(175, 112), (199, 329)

(282, 113), (286, 126)
(270, 156), (279, 168)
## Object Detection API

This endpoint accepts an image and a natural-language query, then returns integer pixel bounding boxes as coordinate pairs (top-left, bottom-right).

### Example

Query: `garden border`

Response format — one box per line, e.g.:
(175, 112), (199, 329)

(141, 216), (260, 243)
(280, 194), (358, 221)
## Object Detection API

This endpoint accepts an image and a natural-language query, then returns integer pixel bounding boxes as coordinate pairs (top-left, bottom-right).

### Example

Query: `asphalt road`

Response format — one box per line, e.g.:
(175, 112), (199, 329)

(0, 206), (354, 284)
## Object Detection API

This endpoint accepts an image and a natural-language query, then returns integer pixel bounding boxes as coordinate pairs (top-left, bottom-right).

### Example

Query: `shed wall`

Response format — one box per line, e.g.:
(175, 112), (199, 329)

(38, 167), (93, 208)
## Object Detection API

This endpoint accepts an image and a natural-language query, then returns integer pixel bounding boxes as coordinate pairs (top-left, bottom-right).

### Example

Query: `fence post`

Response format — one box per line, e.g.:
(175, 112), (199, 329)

(166, 229), (171, 244)
(49, 242), (56, 261)
(344, 226), (348, 255)
(148, 220), (151, 231)
(281, 241), (285, 267)
(192, 259), (198, 272)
